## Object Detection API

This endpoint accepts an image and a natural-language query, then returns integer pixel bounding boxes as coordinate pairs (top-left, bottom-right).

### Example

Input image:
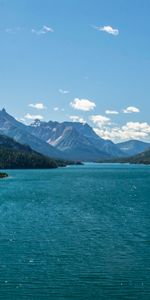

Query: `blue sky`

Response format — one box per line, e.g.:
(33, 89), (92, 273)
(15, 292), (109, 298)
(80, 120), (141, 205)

(0, 0), (150, 141)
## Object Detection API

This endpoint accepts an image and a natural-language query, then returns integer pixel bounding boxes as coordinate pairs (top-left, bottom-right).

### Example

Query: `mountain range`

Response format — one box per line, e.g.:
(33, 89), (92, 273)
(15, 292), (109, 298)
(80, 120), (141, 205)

(0, 108), (63, 159)
(98, 148), (150, 165)
(0, 108), (150, 161)
(29, 119), (123, 160)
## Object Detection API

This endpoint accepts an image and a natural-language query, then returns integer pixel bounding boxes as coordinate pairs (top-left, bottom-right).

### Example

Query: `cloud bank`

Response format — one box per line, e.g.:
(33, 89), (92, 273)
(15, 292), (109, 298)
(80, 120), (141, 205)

(94, 122), (150, 141)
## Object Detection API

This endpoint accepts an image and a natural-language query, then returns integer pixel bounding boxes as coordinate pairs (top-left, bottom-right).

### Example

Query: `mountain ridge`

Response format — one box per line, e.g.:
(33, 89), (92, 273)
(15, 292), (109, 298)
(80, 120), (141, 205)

(0, 109), (150, 161)
(117, 139), (150, 156)
(98, 147), (150, 165)
(0, 109), (64, 159)
(29, 118), (123, 160)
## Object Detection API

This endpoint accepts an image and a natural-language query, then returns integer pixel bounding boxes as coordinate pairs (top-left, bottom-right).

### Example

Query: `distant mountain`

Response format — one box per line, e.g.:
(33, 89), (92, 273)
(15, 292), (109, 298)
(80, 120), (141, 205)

(100, 147), (150, 165)
(29, 120), (123, 161)
(0, 134), (58, 169)
(0, 109), (63, 159)
(129, 148), (150, 164)
(117, 140), (150, 156)
(1, 109), (149, 162)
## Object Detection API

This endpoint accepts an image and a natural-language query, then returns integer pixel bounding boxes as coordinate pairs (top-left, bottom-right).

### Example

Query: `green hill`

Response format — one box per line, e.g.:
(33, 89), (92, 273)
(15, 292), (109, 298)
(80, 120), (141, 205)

(124, 148), (150, 164)
(0, 134), (64, 169)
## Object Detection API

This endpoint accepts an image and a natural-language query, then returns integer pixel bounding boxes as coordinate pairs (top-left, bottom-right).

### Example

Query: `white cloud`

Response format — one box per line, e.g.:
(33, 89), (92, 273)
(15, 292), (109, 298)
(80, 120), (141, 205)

(90, 115), (111, 127)
(5, 25), (53, 35)
(5, 27), (22, 33)
(25, 113), (43, 120)
(31, 25), (54, 35)
(94, 127), (148, 141)
(105, 110), (119, 115)
(16, 118), (26, 124)
(69, 115), (85, 123)
(94, 121), (150, 141)
(29, 103), (46, 110)
(123, 106), (140, 113)
(93, 25), (119, 36)
(53, 107), (59, 111)
(70, 98), (96, 111)
(43, 25), (54, 32)
(122, 122), (150, 133)
(59, 89), (70, 94)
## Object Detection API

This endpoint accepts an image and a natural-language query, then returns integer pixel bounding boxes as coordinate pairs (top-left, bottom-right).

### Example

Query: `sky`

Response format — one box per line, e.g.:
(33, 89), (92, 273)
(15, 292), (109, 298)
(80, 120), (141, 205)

(0, 0), (150, 142)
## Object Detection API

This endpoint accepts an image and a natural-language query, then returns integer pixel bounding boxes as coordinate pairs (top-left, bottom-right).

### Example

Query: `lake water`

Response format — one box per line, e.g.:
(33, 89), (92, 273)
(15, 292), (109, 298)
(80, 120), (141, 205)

(0, 164), (150, 299)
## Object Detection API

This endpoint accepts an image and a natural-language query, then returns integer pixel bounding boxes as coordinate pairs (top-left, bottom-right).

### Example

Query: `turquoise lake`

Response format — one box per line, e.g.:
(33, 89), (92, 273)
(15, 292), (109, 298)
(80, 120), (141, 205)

(0, 164), (150, 299)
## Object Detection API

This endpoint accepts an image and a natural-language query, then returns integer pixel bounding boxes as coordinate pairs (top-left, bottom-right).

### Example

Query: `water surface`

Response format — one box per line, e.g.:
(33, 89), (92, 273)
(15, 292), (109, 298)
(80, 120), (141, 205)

(0, 164), (150, 299)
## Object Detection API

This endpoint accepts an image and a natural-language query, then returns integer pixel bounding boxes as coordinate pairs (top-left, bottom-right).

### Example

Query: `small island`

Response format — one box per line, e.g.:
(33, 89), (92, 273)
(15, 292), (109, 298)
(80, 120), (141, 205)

(0, 172), (8, 179)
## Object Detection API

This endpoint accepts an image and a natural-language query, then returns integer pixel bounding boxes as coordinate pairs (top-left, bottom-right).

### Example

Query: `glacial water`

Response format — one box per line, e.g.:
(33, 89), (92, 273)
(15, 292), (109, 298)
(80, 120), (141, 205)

(0, 163), (150, 300)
